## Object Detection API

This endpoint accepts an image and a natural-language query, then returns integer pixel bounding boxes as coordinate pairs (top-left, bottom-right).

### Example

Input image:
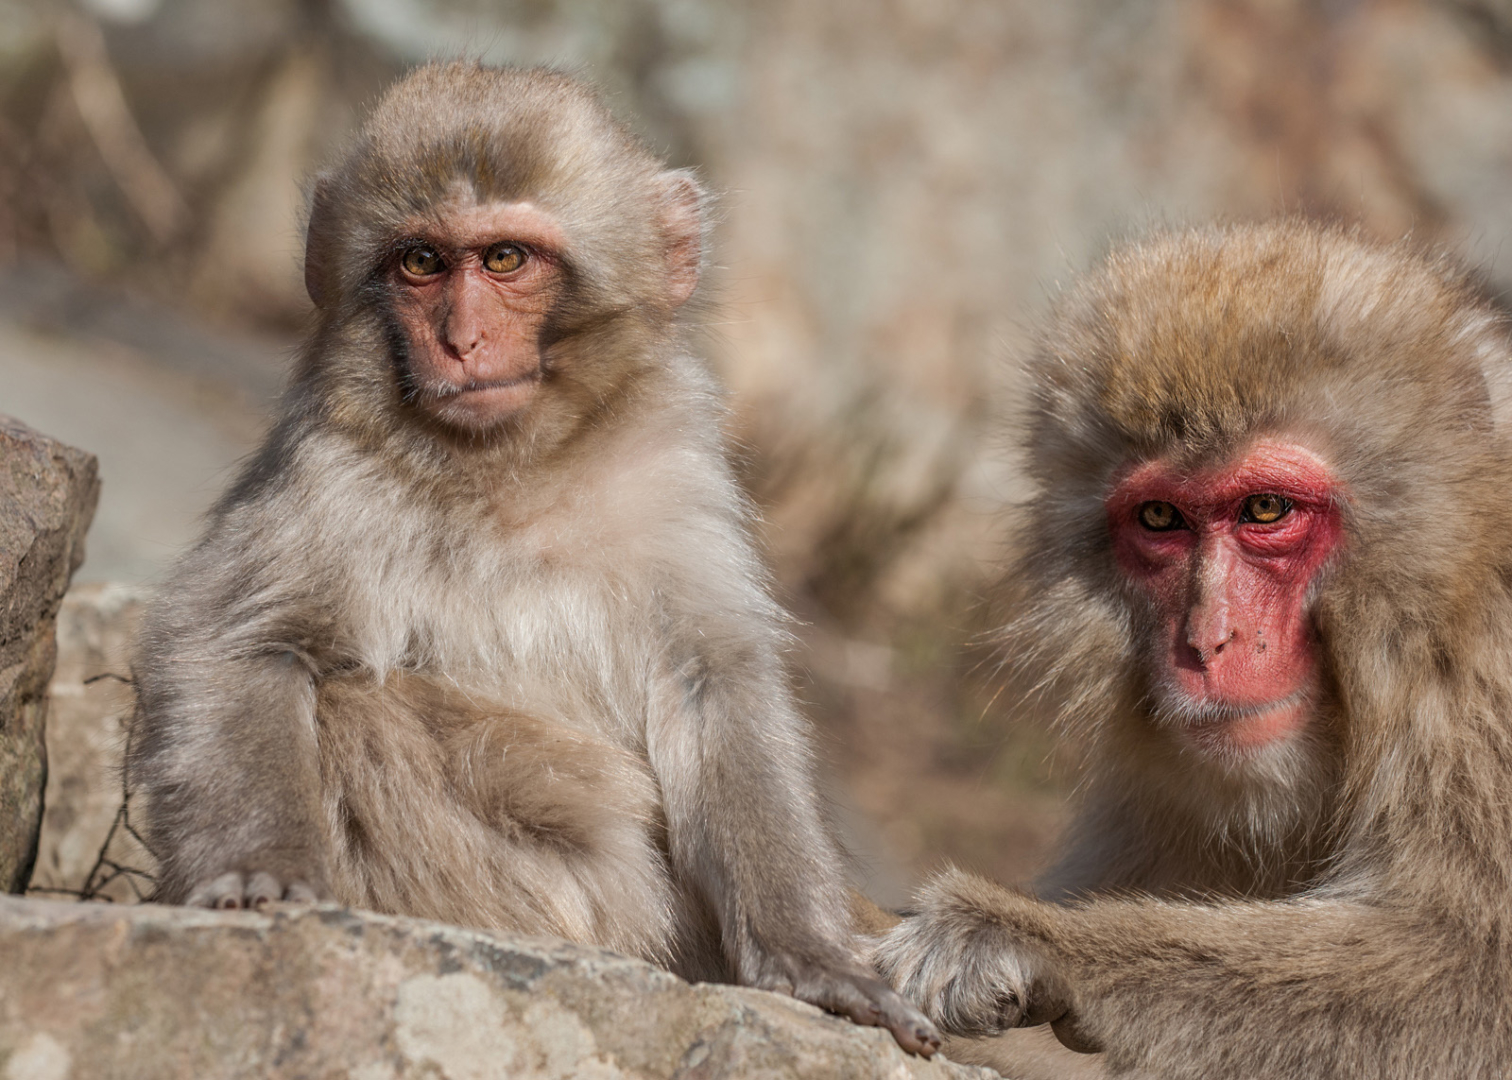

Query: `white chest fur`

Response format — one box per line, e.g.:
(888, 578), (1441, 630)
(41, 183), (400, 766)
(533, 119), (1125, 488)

(281, 429), (717, 739)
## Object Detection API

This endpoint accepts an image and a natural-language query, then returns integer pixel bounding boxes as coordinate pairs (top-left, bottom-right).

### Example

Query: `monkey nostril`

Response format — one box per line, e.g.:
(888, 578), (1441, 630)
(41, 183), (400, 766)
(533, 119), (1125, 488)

(1185, 628), (1237, 665)
(1208, 630), (1238, 656)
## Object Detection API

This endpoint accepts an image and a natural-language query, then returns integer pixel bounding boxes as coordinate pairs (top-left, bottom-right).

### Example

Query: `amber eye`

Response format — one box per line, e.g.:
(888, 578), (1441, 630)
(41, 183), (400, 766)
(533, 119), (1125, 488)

(1241, 493), (1292, 524)
(483, 243), (527, 274)
(1138, 501), (1184, 531)
(400, 245), (444, 277)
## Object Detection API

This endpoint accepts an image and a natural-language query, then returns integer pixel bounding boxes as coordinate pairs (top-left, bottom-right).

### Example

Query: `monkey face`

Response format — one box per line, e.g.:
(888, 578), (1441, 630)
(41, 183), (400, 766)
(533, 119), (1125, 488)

(1106, 440), (1345, 758)
(385, 198), (568, 433)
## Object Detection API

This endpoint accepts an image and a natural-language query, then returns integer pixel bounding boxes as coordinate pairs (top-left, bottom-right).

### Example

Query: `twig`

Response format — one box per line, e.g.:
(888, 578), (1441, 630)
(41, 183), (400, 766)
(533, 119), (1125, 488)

(83, 671), (133, 686)
(71, 716), (158, 902)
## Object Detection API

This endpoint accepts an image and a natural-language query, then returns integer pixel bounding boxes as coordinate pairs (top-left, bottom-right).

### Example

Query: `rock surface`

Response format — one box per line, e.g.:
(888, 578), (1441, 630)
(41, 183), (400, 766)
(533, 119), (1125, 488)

(28, 582), (153, 902)
(0, 897), (999, 1080)
(0, 416), (99, 893)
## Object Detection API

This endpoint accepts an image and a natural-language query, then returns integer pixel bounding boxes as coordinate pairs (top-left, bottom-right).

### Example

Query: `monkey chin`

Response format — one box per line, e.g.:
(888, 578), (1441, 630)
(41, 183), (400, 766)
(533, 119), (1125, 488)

(1156, 690), (1313, 762)
(419, 374), (542, 432)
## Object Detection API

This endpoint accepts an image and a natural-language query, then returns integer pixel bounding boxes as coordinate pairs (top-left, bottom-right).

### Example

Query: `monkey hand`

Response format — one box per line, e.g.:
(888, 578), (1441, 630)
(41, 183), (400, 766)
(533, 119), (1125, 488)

(750, 947), (943, 1057)
(870, 868), (1080, 1043)
(185, 867), (330, 911)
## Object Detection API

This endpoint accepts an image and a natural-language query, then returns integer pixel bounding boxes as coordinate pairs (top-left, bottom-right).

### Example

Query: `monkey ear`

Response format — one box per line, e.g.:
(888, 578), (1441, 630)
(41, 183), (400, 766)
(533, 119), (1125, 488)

(304, 176), (337, 310)
(656, 170), (704, 309)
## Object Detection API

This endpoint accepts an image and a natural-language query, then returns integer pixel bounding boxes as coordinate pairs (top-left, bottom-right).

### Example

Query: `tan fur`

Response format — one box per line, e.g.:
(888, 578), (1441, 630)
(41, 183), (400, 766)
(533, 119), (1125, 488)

(849, 890), (903, 936)
(875, 220), (1512, 1077)
(314, 672), (672, 961)
(129, 62), (937, 1054)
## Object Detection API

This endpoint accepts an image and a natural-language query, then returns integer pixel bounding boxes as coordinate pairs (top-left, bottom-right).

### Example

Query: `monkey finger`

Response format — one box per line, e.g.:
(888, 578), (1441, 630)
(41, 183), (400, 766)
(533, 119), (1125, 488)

(873, 989), (944, 1057)
(185, 870), (326, 910)
(186, 871), (249, 910)
(1051, 1012), (1104, 1054)
(284, 881), (322, 903)
(802, 970), (942, 1057)
(246, 871), (284, 910)
(1019, 967), (1074, 1028)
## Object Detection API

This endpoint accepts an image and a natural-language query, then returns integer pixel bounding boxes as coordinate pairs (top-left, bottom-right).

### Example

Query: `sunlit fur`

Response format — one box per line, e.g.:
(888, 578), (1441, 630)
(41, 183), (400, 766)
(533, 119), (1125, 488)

(876, 220), (1512, 1078)
(129, 63), (936, 1052)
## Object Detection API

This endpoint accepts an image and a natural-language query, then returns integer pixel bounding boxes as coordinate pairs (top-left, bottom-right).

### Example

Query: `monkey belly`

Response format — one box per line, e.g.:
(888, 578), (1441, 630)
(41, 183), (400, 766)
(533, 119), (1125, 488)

(312, 672), (676, 962)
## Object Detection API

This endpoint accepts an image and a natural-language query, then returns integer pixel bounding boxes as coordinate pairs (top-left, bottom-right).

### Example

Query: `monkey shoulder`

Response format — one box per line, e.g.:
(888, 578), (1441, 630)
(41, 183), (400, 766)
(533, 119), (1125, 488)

(171, 410), (767, 682)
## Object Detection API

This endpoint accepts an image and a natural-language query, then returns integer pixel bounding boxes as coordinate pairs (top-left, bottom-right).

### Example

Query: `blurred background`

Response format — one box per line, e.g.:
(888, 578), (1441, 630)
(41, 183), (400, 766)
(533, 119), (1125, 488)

(6, 0), (1512, 905)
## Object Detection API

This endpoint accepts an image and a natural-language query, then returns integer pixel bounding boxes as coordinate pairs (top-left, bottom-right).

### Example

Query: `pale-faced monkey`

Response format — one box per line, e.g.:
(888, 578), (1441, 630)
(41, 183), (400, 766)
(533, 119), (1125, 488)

(875, 221), (1512, 1077)
(128, 62), (939, 1056)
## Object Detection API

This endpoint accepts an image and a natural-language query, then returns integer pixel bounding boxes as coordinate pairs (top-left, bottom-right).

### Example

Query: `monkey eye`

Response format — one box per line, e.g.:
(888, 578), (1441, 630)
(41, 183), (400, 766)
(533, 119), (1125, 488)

(1240, 494), (1292, 524)
(1138, 501), (1184, 531)
(400, 245), (444, 277)
(483, 243), (527, 274)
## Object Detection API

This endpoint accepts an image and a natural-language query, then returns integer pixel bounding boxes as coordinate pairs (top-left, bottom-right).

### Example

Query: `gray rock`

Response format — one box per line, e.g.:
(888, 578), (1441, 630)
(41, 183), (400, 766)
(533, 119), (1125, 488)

(0, 896), (1000, 1080)
(0, 416), (99, 893)
(28, 582), (154, 902)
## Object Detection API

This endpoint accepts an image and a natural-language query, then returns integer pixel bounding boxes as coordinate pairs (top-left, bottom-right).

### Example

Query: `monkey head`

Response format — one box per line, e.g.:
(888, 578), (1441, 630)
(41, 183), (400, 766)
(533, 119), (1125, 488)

(1012, 220), (1512, 781)
(301, 64), (703, 444)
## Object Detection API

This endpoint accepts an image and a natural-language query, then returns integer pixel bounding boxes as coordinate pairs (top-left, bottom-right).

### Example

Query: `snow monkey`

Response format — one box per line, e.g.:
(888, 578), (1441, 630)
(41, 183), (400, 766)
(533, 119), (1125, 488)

(128, 62), (939, 1056)
(875, 220), (1512, 1077)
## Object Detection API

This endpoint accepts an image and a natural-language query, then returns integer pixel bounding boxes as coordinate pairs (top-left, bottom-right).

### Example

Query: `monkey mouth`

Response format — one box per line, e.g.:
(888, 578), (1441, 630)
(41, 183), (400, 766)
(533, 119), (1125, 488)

(425, 373), (542, 399)
(417, 373), (542, 427)
(1153, 688), (1313, 755)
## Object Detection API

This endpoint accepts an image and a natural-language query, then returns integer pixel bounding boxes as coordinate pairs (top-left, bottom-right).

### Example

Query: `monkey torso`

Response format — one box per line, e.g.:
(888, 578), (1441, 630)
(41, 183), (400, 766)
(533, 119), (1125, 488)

(138, 358), (761, 969)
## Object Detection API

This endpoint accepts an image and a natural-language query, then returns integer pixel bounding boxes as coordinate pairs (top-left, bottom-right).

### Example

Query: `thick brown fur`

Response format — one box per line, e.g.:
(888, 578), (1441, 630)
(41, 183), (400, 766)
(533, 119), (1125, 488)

(129, 62), (937, 1055)
(875, 220), (1512, 1077)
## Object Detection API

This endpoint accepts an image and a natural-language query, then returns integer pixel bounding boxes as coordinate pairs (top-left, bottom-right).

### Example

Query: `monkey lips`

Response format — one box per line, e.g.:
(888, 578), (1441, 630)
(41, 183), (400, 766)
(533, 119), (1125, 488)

(1107, 441), (1345, 757)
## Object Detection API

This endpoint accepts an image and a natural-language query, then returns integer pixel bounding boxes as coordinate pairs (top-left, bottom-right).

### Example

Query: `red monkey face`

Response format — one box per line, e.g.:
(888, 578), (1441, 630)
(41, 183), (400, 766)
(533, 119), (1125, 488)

(387, 199), (568, 432)
(1107, 441), (1345, 758)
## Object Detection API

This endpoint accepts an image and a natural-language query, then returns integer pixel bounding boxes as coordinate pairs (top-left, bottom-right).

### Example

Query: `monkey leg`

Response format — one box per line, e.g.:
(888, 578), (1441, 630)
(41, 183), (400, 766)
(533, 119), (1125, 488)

(314, 674), (675, 963)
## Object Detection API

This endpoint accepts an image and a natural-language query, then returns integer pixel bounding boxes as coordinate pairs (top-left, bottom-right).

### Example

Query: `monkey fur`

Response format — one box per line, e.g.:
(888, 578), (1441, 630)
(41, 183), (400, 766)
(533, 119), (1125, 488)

(129, 62), (938, 1055)
(876, 220), (1512, 1077)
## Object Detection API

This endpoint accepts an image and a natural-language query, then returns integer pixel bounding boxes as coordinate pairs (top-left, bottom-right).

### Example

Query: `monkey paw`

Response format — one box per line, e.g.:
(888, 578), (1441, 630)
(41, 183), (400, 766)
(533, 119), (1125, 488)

(185, 870), (327, 911)
(871, 870), (1068, 1040)
(751, 949), (942, 1057)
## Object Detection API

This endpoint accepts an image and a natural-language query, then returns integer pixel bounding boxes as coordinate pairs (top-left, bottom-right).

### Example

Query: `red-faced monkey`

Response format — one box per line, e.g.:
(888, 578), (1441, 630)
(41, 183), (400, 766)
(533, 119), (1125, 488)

(128, 62), (938, 1056)
(875, 221), (1512, 1077)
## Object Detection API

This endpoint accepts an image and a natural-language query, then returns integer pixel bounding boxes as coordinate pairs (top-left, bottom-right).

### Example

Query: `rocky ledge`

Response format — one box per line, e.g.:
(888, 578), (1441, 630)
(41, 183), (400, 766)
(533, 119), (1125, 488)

(0, 896), (998, 1080)
(0, 416), (99, 893)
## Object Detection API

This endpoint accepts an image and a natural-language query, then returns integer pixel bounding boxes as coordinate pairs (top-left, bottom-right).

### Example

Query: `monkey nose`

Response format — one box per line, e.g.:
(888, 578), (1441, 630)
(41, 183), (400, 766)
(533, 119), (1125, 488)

(1193, 633), (1237, 664)
(446, 324), (485, 358)
(1186, 618), (1237, 665)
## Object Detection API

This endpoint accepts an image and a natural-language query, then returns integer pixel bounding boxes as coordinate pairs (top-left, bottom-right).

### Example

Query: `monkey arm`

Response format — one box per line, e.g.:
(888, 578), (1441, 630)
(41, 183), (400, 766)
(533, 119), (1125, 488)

(879, 866), (1497, 1079)
(645, 593), (941, 1055)
(129, 542), (331, 908)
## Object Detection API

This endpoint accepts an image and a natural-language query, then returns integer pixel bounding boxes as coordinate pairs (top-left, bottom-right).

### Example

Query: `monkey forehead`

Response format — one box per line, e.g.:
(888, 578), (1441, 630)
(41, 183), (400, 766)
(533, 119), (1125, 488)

(1030, 221), (1503, 458)
(400, 198), (568, 254)
(354, 64), (657, 210)
(1106, 441), (1342, 511)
